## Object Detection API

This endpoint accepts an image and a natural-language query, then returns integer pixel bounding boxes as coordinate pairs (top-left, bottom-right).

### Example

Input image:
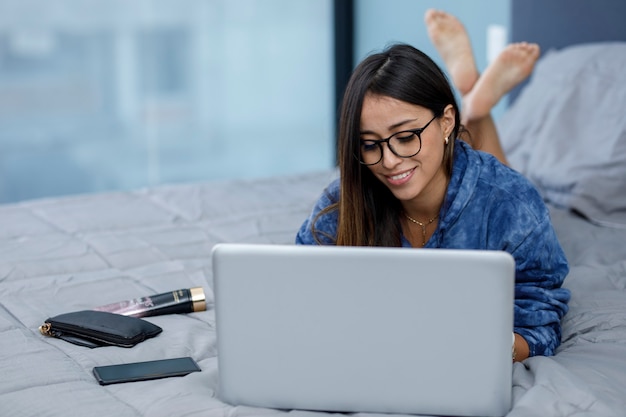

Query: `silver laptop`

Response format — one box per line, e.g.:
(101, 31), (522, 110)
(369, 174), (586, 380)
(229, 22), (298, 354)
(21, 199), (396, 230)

(212, 243), (515, 417)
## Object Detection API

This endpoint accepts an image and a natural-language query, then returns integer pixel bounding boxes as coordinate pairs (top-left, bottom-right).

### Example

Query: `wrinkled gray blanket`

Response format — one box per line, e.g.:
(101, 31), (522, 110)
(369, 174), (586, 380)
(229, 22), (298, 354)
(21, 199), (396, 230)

(1, 169), (625, 417)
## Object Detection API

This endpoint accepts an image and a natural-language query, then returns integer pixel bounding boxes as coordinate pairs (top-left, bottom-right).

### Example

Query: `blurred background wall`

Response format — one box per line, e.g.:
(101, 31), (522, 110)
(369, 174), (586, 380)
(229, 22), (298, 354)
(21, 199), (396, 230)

(0, 0), (508, 203)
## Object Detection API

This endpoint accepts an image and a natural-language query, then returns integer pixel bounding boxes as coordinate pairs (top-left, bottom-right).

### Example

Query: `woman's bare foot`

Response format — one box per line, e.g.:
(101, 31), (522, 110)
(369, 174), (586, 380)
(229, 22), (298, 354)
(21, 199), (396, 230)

(462, 42), (540, 123)
(425, 8), (479, 95)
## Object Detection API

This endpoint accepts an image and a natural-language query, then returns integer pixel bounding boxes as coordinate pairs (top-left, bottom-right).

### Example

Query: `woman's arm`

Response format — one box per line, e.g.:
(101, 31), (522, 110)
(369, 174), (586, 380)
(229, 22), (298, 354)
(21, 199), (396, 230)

(511, 218), (571, 357)
(295, 179), (340, 245)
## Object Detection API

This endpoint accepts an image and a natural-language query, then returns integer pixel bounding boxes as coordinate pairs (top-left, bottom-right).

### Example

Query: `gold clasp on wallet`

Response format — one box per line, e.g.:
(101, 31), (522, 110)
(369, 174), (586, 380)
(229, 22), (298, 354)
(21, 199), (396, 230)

(39, 323), (52, 336)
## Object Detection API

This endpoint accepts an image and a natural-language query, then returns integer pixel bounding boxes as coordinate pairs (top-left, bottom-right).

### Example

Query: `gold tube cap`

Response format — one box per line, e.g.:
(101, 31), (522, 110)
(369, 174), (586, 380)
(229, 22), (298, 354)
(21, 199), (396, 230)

(190, 287), (207, 312)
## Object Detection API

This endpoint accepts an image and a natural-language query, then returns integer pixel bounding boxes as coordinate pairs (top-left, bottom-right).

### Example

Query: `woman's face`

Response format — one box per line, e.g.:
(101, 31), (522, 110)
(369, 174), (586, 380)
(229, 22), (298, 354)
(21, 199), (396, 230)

(359, 94), (454, 204)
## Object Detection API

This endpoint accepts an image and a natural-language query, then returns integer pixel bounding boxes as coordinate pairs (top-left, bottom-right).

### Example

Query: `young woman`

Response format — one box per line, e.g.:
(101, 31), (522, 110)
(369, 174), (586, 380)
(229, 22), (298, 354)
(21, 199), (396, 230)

(296, 12), (570, 362)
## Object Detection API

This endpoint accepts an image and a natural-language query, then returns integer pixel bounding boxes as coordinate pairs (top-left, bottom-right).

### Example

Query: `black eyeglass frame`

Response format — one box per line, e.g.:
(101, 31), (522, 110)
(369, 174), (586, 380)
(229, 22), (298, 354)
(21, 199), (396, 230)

(356, 114), (438, 166)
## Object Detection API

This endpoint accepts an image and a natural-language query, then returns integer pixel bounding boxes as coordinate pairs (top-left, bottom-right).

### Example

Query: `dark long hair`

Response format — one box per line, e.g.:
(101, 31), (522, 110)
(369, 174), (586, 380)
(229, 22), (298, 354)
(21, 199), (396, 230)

(314, 44), (462, 247)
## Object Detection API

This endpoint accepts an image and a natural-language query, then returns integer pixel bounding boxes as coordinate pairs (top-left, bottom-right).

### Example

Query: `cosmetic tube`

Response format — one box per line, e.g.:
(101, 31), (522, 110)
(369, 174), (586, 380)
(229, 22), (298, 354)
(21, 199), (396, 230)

(93, 287), (206, 318)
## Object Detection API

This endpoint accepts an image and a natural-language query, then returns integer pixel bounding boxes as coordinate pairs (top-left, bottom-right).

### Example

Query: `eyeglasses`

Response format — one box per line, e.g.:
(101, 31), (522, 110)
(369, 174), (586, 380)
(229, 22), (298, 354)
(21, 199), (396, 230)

(356, 115), (437, 166)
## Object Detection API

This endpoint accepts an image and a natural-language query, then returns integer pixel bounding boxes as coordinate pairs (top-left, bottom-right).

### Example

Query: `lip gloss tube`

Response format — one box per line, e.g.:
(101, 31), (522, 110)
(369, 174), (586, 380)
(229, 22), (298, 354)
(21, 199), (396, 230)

(93, 287), (206, 318)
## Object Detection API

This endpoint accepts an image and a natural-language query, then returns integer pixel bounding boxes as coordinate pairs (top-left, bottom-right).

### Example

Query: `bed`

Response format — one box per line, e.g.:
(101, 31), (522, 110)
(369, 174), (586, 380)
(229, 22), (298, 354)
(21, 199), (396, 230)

(2, 42), (626, 417)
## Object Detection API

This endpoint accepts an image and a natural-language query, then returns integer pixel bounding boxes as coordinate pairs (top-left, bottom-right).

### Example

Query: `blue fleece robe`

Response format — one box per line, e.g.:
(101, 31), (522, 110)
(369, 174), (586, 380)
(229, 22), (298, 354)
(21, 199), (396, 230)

(296, 140), (570, 357)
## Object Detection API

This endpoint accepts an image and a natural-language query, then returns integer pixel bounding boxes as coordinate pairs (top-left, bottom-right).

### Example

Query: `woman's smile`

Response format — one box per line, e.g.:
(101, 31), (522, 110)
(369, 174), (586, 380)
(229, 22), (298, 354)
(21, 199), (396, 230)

(386, 167), (416, 186)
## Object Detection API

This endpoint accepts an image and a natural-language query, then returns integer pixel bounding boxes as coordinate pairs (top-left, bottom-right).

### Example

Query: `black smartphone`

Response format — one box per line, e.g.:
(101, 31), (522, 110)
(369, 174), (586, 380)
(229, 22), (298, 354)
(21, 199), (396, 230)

(93, 356), (201, 385)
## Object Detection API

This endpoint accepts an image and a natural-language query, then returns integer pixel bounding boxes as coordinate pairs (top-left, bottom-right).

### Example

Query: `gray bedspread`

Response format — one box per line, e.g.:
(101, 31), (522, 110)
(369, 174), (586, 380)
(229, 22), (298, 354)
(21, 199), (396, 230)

(1, 168), (625, 417)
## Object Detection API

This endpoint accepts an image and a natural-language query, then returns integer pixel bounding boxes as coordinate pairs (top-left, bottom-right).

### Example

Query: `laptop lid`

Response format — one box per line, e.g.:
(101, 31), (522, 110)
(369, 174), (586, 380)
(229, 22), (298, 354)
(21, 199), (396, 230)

(212, 243), (515, 417)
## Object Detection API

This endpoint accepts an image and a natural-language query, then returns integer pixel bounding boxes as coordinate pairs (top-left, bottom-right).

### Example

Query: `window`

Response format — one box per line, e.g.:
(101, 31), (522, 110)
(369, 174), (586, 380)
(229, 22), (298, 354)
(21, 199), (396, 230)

(0, 0), (334, 203)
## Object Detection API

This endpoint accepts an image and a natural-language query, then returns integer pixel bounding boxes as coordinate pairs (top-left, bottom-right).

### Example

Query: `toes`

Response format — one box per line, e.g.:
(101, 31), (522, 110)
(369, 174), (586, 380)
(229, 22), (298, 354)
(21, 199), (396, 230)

(425, 9), (450, 25)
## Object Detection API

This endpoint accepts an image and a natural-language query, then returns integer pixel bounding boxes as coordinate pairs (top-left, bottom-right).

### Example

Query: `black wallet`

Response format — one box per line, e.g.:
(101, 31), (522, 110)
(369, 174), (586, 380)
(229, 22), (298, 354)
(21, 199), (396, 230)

(39, 310), (162, 348)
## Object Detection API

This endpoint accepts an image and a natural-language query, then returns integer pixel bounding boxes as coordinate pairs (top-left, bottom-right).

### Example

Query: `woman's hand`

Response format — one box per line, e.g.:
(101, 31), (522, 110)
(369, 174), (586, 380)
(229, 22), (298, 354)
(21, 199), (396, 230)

(513, 333), (530, 362)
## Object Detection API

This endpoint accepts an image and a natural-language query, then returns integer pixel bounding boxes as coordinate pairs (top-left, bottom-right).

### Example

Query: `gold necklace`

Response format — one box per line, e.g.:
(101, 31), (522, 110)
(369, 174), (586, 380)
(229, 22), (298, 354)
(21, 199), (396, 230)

(405, 213), (438, 247)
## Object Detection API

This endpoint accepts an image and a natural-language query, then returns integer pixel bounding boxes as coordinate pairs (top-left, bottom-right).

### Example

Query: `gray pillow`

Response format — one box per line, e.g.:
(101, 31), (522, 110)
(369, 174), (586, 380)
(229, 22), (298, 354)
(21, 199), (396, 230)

(498, 42), (626, 228)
